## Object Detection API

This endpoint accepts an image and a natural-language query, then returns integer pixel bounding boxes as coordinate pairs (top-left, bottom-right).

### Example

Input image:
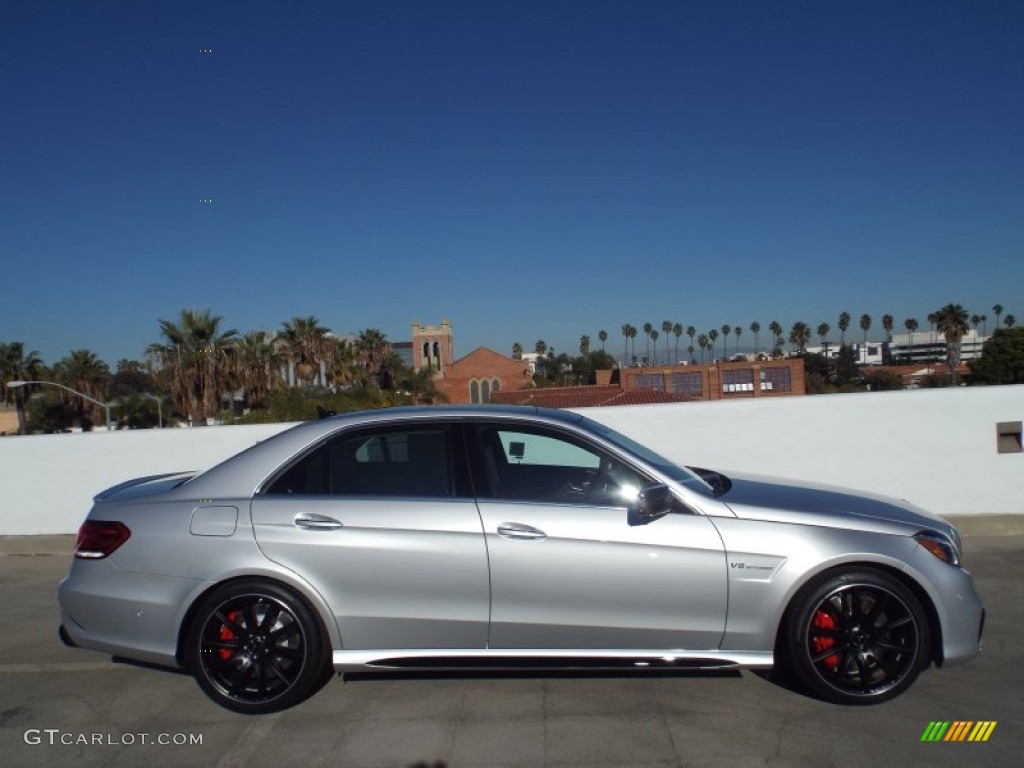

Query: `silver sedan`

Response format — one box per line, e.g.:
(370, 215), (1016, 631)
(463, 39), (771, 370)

(58, 405), (984, 713)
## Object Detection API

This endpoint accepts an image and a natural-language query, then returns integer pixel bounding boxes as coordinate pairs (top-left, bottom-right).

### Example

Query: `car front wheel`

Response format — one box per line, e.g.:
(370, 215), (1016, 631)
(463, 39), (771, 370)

(782, 568), (930, 704)
(185, 580), (331, 714)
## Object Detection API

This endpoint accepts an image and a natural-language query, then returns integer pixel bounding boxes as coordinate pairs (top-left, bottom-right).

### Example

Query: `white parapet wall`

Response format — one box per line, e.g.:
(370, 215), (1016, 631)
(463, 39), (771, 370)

(0, 385), (1021, 536)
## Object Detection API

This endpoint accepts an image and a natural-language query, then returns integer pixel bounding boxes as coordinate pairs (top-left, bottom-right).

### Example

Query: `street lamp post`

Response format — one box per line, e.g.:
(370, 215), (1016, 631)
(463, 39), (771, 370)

(6, 380), (113, 432)
(144, 394), (164, 429)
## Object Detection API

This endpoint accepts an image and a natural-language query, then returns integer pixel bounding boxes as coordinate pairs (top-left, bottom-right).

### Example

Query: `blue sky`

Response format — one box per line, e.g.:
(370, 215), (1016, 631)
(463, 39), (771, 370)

(2, 0), (1022, 366)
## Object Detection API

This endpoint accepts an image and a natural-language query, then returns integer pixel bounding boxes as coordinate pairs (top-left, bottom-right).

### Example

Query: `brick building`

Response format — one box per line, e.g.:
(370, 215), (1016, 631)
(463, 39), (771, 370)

(492, 357), (805, 408)
(435, 347), (534, 404)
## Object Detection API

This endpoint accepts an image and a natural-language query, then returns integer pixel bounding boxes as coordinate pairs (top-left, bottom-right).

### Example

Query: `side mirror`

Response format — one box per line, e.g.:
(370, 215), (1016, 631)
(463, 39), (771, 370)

(627, 484), (673, 526)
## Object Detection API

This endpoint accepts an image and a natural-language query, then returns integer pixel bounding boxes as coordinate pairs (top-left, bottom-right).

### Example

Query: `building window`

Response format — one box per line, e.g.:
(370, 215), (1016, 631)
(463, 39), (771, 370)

(481, 380), (491, 403)
(722, 368), (754, 393)
(632, 373), (665, 391)
(670, 372), (702, 397)
(760, 367), (792, 393)
(470, 380), (480, 404)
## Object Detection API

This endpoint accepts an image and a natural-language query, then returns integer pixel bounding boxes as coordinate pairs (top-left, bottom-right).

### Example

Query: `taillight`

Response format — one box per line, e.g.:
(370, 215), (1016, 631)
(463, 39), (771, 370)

(75, 521), (131, 559)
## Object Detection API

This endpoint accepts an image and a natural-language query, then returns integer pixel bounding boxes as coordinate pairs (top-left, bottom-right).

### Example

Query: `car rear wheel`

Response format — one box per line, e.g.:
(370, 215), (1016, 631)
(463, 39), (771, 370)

(782, 568), (930, 705)
(185, 580), (331, 714)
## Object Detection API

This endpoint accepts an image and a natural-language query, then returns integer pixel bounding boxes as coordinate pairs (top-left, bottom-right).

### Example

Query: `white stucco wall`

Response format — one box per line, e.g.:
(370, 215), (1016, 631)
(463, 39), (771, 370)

(0, 386), (1021, 536)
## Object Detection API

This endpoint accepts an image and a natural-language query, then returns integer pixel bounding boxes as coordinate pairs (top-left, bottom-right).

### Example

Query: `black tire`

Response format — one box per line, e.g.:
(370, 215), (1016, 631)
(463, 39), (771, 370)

(782, 568), (930, 705)
(185, 580), (331, 714)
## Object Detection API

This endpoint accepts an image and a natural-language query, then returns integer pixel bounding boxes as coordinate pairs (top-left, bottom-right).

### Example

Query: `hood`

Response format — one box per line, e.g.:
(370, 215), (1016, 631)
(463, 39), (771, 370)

(94, 472), (197, 502)
(719, 473), (958, 541)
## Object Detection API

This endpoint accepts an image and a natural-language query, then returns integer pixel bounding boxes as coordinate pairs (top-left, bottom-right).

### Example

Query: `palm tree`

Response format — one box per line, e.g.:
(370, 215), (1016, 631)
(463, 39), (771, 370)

(708, 329), (719, 361)
(789, 321), (811, 354)
(927, 312), (939, 353)
(643, 322), (653, 364)
(535, 339), (548, 356)
(650, 330), (659, 364)
(903, 318), (919, 362)
(627, 325), (638, 365)
(934, 303), (970, 383)
(882, 314), (894, 342)
(355, 328), (392, 388)
(750, 321), (761, 356)
(697, 333), (709, 363)
(1005, 314), (1016, 329)
(328, 336), (363, 389)
(686, 326), (696, 362)
(769, 320), (783, 357)
(817, 322), (831, 352)
(232, 331), (283, 408)
(0, 342), (45, 434)
(279, 315), (330, 386)
(970, 314), (981, 337)
(579, 335), (591, 355)
(993, 304), (1003, 329)
(981, 314), (988, 336)
(859, 314), (872, 363)
(621, 325), (631, 366)
(598, 330), (608, 352)
(53, 349), (111, 430)
(838, 312), (851, 345)
(672, 323), (683, 363)
(662, 321), (673, 363)
(512, 342), (523, 360)
(147, 309), (238, 424)
(733, 326), (743, 359)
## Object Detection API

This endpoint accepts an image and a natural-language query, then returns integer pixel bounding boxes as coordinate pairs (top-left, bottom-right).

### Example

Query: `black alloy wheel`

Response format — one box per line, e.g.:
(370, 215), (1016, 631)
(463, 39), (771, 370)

(784, 568), (930, 704)
(186, 580), (331, 714)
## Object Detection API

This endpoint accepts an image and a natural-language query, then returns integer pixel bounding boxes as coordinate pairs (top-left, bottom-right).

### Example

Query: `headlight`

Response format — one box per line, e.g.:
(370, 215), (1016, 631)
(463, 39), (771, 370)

(914, 530), (961, 566)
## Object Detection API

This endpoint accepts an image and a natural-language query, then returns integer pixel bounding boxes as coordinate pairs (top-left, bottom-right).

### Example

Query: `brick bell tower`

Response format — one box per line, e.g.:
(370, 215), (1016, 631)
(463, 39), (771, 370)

(411, 319), (454, 374)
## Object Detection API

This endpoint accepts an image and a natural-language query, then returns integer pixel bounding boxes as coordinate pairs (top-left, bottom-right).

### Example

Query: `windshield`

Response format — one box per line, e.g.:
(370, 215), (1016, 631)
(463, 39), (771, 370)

(579, 416), (715, 497)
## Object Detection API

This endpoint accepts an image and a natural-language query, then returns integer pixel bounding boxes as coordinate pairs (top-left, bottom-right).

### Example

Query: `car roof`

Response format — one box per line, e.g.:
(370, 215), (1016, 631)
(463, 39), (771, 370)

(171, 405), (587, 499)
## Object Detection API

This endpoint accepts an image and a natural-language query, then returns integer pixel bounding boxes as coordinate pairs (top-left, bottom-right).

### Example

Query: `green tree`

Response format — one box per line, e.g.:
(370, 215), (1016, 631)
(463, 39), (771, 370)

(817, 322), (831, 350)
(708, 329), (719, 360)
(968, 327), (1024, 384)
(53, 349), (111, 430)
(662, 321), (673, 364)
(512, 342), (523, 360)
(934, 303), (970, 383)
(1005, 314), (1016, 329)
(993, 304), (1003, 328)
(598, 330), (608, 351)
(642, 322), (653, 364)
(697, 333), (709, 363)
(882, 314), (894, 342)
(733, 326), (743, 359)
(279, 316), (331, 386)
(769, 321), (783, 357)
(750, 321), (761, 356)
(0, 342), (45, 434)
(789, 321), (811, 354)
(146, 309), (238, 425)
(355, 328), (393, 388)
(579, 335), (591, 355)
(903, 318), (919, 362)
(234, 331), (283, 409)
(838, 312), (851, 345)
(535, 339), (547, 356)
(720, 325), (731, 359)
(859, 314), (872, 363)
(834, 344), (860, 387)
(649, 330), (659, 364)
(686, 326), (696, 362)
(672, 323), (683, 363)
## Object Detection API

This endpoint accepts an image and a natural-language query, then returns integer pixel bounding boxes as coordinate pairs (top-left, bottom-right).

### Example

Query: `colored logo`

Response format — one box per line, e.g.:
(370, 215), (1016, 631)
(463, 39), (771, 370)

(921, 721), (996, 742)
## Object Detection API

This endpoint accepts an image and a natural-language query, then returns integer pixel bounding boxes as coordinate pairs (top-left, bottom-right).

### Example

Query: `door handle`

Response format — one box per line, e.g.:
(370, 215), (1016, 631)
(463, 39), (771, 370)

(294, 513), (344, 531)
(497, 522), (547, 540)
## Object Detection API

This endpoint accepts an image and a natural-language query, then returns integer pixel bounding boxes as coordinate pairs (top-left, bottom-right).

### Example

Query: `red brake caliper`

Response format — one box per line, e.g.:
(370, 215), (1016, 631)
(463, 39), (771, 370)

(812, 610), (839, 670)
(219, 610), (241, 661)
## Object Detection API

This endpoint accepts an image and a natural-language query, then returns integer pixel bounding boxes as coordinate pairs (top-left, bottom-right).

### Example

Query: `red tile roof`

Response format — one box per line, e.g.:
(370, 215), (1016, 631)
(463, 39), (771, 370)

(490, 385), (696, 408)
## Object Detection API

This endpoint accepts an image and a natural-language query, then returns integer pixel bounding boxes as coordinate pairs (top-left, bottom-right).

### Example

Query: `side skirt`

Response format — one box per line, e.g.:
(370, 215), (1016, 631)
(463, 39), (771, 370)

(332, 648), (773, 673)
